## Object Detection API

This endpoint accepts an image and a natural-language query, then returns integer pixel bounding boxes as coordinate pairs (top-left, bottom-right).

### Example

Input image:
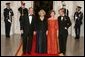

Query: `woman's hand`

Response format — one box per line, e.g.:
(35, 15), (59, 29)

(33, 31), (36, 35)
(46, 30), (48, 35)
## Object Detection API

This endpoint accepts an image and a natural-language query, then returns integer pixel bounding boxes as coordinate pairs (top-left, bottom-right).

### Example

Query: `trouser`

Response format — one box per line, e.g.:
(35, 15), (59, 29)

(5, 21), (11, 37)
(75, 26), (80, 39)
(59, 29), (68, 54)
(22, 32), (33, 53)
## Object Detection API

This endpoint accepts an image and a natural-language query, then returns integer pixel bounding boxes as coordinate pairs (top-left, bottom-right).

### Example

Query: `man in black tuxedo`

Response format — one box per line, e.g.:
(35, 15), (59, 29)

(58, 8), (71, 55)
(3, 3), (14, 38)
(20, 7), (36, 54)
(74, 6), (83, 39)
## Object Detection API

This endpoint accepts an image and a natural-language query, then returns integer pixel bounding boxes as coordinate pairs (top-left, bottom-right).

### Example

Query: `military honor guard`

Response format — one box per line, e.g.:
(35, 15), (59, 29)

(3, 2), (14, 38)
(74, 6), (83, 39)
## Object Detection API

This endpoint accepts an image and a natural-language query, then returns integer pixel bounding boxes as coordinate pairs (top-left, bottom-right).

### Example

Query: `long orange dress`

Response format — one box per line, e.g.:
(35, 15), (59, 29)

(47, 19), (59, 54)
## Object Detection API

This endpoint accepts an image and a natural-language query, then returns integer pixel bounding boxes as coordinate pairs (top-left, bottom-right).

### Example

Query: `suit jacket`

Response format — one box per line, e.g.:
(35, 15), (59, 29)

(18, 7), (28, 30)
(18, 7), (28, 16)
(74, 11), (83, 26)
(4, 8), (14, 22)
(58, 15), (71, 31)
(20, 14), (36, 34)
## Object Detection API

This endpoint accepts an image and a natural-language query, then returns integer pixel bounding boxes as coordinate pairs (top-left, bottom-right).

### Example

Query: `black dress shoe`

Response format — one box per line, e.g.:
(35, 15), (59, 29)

(63, 52), (66, 55)
(75, 37), (79, 39)
(75, 36), (80, 39)
(6, 36), (10, 38)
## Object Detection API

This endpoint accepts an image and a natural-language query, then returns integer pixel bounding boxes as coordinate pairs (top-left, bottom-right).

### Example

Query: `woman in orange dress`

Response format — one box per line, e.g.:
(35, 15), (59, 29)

(47, 10), (59, 55)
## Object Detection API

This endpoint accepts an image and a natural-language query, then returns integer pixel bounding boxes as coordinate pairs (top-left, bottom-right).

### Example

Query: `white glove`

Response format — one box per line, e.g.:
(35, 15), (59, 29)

(65, 27), (67, 29)
(75, 16), (78, 19)
(8, 19), (11, 23)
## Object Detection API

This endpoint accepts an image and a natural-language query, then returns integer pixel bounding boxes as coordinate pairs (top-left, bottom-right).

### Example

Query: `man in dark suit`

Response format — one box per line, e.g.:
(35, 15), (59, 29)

(20, 7), (36, 54)
(3, 2), (14, 38)
(58, 8), (71, 55)
(74, 6), (83, 39)
(18, 3), (28, 37)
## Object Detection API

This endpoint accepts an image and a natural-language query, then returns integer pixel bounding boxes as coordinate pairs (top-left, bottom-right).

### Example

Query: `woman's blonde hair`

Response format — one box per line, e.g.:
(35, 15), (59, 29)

(38, 9), (46, 16)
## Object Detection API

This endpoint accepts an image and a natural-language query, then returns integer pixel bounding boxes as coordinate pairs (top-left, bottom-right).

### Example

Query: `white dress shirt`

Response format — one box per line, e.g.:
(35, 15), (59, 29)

(61, 16), (63, 21)
(28, 14), (32, 24)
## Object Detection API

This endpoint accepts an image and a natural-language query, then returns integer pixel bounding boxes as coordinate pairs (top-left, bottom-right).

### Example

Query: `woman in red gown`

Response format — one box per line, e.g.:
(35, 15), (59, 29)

(47, 10), (59, 55)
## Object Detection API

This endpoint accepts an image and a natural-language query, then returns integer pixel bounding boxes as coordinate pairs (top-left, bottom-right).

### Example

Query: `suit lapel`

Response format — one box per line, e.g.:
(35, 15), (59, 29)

(31, 16), (33, 24)
(27, 16), (30, 24)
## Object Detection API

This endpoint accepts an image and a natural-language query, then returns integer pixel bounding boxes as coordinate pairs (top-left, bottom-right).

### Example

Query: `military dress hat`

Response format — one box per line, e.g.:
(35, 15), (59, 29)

(6, 2), (10, 5)
(62, 4), (66, 6)
(77, 6), (82, 9)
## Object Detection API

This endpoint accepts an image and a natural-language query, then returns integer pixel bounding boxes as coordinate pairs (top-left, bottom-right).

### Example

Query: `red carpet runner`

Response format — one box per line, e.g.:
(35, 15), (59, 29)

(16, 35), (59, 56)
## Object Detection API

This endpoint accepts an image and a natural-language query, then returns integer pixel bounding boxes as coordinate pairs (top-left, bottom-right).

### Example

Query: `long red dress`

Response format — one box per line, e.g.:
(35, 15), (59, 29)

(47, 19), (59, 55)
